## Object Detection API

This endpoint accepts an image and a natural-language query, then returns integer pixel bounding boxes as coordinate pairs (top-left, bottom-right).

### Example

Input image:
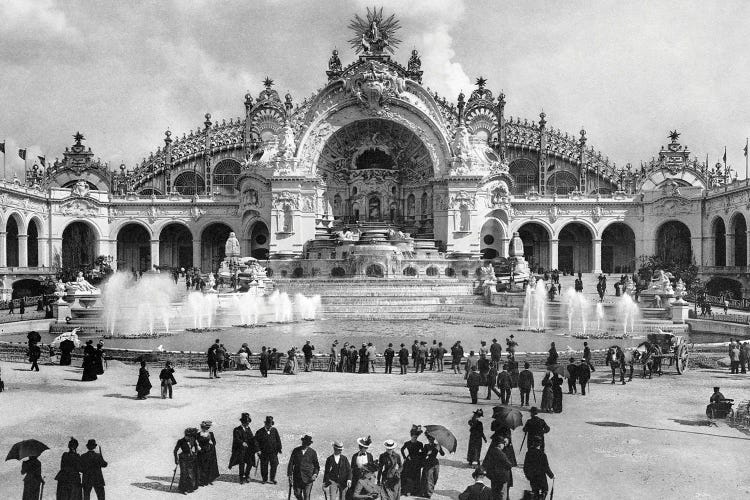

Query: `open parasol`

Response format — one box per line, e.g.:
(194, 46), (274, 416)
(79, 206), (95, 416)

(50, 329), (82, 348)
(5, 439), (49, 461)
(492, 405), (524, 429)
(423, 425), (457, 453)
(26, 331), (42, 344)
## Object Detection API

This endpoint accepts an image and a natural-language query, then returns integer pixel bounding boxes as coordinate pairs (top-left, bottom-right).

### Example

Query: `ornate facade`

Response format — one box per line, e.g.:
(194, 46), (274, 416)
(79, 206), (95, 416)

(1, 9), (748, 297)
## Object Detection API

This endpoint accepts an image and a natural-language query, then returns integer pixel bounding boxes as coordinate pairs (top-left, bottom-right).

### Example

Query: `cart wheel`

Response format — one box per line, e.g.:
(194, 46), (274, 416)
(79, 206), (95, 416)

(676, 344), (689, 374)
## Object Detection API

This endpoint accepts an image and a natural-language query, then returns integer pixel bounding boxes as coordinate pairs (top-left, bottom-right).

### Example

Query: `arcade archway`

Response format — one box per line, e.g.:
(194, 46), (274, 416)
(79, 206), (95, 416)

(159, 223), (193, 270)
(62, 222), (97, 271)
(5, 215), (20, 267)
(602, 223), (636, 274)
(249, 221), (269, 260)
(480, 219), (505, 259)
(201, 223), (232, 272)
(558, 222), (592, 274)
(731, 214), (747, 267)
(117, 223), (151, 272)
(656, 221), (692, 266)
(712, 218), (726, 266)
(517, 223), (549, 272)
(27, 219), (40, 267)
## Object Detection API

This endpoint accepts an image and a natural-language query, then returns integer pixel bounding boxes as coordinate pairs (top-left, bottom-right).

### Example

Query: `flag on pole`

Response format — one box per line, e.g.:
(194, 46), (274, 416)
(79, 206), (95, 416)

(37, 155), (46, 166)
(723, 146), (727, 164)
(18, 148), (26, 160)
(744, 138), (748, 157)
(0, 142), (4, 153)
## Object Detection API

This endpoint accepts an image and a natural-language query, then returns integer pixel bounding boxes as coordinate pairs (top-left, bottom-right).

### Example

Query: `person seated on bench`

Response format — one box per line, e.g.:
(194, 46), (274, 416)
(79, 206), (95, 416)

(707, 387), (734, 418)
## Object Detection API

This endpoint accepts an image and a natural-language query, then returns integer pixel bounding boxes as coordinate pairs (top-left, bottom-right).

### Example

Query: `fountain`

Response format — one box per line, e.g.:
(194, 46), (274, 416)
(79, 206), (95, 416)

(564, 287), (589, 336)
(615, 293), (640, 336)
(103, 272), (178, 336)
(520, 277), (547, 331)
(185, 291), (220, 331)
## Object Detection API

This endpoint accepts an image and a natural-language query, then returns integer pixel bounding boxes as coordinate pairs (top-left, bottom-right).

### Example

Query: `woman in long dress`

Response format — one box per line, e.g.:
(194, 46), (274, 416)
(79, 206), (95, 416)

(540, 372), (554, 413)
(55, 437), (82, 500)
(490, 419), (517, 491)
(421, 433), (445, 498)
(467, 409), (486, 465)
(283, 347), (298, 375)
(81, 340), (98, 381)
(196, 421), (219, 486)
(135, 360), (152, 399)
(378, 439), (402, 500)
(21, 456), (43, 500)
(94, 342), (105, 375)
(552, 373), (564, 413)
(400, 425), (424, 496)
(174, 428), (199, 494)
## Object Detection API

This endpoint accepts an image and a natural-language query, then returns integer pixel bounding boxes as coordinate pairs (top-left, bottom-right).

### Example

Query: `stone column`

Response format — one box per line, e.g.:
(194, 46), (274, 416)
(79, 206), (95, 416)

(192, 239), (201, 269)
(746, 231), (750, 269)
(0, 231), (6, 267)
(150, 239), (160, 269)
(726, 233), (735, 267)
(501, 238), (510, 259)
(18, 234), (28, 267)
(549, 239), (559, 270)
(592, 238), (602, 274)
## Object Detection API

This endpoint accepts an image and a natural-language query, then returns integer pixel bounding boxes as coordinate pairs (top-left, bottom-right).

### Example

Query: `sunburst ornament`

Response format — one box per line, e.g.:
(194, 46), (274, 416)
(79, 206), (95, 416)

(348, 7), (402, 55)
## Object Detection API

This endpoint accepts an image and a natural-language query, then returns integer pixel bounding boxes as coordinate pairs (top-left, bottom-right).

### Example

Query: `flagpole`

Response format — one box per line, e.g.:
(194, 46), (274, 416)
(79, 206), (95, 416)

(2, 139), (5, 181)
(745, 138), (748, 180)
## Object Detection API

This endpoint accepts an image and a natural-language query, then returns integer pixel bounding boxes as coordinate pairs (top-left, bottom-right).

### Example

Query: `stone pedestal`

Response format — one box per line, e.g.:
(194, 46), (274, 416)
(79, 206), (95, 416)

(53, 301), (72, 321)
(671, 301), (690, 323)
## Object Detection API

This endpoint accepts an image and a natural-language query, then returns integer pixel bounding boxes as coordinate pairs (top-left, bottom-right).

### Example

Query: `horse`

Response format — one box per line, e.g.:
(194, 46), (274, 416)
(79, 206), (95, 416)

(631, 341), (663, 379)
(605, 346), (631, 384)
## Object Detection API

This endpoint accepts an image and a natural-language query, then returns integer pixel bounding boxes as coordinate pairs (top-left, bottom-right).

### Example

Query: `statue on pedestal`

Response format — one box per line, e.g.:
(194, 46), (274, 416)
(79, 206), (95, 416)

(225, 232), (241, 257)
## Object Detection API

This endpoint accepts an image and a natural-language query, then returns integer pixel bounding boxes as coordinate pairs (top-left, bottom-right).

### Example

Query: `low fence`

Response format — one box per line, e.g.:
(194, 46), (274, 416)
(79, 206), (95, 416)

(688, 292), (750, 311)
(0, 295), (46, 311)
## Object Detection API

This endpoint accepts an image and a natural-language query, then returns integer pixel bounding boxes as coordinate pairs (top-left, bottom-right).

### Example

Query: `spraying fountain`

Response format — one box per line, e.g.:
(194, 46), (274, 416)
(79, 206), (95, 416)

(520, 277), (547, 331)
(102, 272), (178, 337)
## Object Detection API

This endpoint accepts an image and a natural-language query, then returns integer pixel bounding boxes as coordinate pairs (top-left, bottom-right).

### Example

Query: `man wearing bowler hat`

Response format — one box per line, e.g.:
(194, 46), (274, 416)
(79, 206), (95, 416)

(323, 441), (352, 500)
(79, 439), (107, 500)
(287, 434), (319, 500)
(229, 413), (257, 484)
(256, 415), (282, 484)
(458, 466), (492, 500)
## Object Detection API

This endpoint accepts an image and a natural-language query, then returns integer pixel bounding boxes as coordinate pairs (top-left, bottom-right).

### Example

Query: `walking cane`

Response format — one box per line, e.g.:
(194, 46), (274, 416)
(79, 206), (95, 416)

(519, 431), (527, 451)
(322, 484), (328, 500)
(288, 481), (293, 500)
(168, 464), (178, 492)
(532, 387), (536, 403)
(39, 477), (44, 500)
(550, 476), (556, 499)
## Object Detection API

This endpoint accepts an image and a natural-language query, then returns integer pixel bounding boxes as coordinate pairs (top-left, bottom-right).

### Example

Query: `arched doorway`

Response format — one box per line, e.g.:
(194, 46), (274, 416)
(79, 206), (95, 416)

(712, 218), (726, 266)
(558, 222), (593, 273)
(706, 277), (743, 299)
(5, 215), (20, 267)
(12, 279), (44, 300)
(201, 223), (232, 272)
(62, 221), (97, 271)
(27, 219), (40, 267)
(249, 222), (269, 260)
(656, 221), (692, 266)
(601, 223), (636, 273)
(731, 214), (747, 267)
(517, 223), (550, 272)
(159, 223), (193, 270)
(116, 223), (151, 272)
(480, 219), (505, 259)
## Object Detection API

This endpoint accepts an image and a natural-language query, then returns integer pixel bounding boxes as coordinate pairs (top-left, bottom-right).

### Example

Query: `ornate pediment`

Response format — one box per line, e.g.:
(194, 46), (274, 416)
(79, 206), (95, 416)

(272, 191), (300, 210)
(343, 61), (406, 113)
(57, 198), (98, 217)
(450, 190), (476, 209)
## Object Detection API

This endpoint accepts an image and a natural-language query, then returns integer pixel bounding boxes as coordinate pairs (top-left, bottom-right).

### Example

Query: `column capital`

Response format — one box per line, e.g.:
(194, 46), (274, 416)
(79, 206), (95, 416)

(592, 238), (602, 243)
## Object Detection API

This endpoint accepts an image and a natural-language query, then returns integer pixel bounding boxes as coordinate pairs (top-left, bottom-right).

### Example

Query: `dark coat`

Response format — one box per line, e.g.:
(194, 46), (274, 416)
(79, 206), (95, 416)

(229, 425), (257, 469)
(260, 351), (270, 369)
(255, 426), (282, 456)
(384, 348), (395, 361)
(546, 347), (558, 366)
(497, 371), (512, 389)
(79, 450), (107, 487)
(578, 363), (591, 382)
(466, 371), (482, 388)
(398, 348), (410, 364)
(55, 451), (81, 486)
(350, 451), (374, 482)
(287, 446), (320, 485)
(323, 454), (352, 487)
(522, 416), (550, 449)
(518, 369), (534, 389)
(482, 445), (512, 485)
(566, 363), (578, 380)
(458, 481), (493, 500)
(302, 344), (314, 359)
(524, 447), (553, 492)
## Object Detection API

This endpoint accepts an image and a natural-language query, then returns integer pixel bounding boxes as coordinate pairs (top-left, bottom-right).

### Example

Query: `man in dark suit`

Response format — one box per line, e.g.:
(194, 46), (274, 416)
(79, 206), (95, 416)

(566, 357), (578, 394)
(583, 341), (595, 371)
(259, 346), (270, 377)
(302, 341), (315, 372)
(522, 407), (550, 451)
(458, 466), (492, 500)
(229, 413), (257, 483)
(523, 436), (554, 500)
(482, 437), (512, 500)
(287, 434), (320, 500)
(255, 415), (282, 484)
(80, 439), (107, 500)
(398, 343), (410, 375)
(350, 436), (374, 494)
(383, 343), (395, 374)
(578, 358), (591, 395)
(358, 343), (368, 373)
(323, 441), (352, 500)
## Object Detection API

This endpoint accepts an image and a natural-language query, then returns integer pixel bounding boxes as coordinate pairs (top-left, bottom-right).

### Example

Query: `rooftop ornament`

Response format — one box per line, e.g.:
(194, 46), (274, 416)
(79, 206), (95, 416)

(348, 7), (402, 56)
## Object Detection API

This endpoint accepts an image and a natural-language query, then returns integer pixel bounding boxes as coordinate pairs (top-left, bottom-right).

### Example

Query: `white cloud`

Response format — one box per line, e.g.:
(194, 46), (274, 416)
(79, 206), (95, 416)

(2, 0), (77, 37)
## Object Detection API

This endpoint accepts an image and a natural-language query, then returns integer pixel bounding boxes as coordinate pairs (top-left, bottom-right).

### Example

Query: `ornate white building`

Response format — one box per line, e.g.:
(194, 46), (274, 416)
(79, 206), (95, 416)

(1, 10), (747, 298)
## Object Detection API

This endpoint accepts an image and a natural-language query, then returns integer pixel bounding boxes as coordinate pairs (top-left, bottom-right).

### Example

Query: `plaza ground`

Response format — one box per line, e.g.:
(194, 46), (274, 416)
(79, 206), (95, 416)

(0, 359), (748, 499)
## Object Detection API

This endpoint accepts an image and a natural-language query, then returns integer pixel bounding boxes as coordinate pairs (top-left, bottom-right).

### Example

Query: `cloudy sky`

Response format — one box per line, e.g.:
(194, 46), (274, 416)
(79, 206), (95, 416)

(1, 0), (749, 179)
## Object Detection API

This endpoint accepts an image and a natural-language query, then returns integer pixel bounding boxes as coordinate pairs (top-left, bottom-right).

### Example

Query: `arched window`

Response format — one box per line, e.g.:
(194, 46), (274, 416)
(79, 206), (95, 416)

(546, 171), (579, 195)
(173, 171), (205, 196)
(509, 158), (538, 195)
(212, 159), (241, 195)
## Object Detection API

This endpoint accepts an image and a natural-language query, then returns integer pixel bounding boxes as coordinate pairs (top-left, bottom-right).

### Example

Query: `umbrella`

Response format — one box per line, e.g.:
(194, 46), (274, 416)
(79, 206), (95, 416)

(50, 329), (82, 348)
(5, 440), (49, 461)
(547, 364), (566, 377)
(424, 425), (457, 453)
(492, 405), (524, 429)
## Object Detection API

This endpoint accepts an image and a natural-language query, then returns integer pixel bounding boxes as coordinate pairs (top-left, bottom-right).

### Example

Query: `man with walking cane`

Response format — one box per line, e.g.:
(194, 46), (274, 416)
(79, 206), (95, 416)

(518, 362), (534, 406)
(523, 436), (554, 500)
(287, 434), (319, 500)
(79, 439), (107, 500)
(522, 407), (550, 451)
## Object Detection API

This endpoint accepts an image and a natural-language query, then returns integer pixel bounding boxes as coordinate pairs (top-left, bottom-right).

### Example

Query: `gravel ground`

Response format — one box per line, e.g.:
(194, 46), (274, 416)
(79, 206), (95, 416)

(0, 359), (748, 499)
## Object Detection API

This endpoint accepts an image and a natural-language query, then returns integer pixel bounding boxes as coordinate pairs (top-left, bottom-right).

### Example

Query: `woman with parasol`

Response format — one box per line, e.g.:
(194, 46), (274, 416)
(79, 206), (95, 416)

(21, 455), (44, 500)
(467, 409), (486, 466)
(173, 428), (199, 494)
(55, 437), (82, 500)
(400, 425), (424, 496)
(490, 408), (518, 491)
(135, 360), (152, 400)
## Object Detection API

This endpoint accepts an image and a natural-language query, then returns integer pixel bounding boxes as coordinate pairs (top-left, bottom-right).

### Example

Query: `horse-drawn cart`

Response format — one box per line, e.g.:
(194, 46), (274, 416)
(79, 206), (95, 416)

(646, 332), (690, 374)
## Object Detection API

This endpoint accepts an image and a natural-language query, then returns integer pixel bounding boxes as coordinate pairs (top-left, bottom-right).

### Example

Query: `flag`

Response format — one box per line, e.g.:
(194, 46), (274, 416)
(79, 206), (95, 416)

(0, 142), (4, 153)
(18, 148), (26, 160)
(744, 139), (748, 158)
(723, 146), (727, 164)
(37, 155), (45, 166)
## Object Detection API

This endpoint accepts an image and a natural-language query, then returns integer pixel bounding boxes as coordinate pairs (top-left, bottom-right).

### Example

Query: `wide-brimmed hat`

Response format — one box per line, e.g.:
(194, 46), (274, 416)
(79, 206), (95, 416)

(301, 434), (313, 445)
(356, 436), (372, 448)
(383, 439), (397, 450)
(86, 439), (97, 449)
(332, 441), (344, 450)
(240, 413), (251, 423)
(472, 466), (487, 479)
(200, 420), (212, 429)
(473, 409), (484, 417)
(410, 425), (423, 437)
(264, 416), (274, 425)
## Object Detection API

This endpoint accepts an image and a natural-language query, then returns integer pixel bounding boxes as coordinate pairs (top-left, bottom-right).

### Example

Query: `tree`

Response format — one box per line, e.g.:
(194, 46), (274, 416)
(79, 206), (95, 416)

(637, 254), (699, 288)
